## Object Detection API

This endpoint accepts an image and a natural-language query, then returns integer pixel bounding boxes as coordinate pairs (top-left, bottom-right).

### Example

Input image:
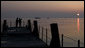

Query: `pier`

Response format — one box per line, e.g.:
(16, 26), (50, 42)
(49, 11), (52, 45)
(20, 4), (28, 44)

(1, 27), (47, 47)
(1, 19), (84, 47)
(1, 20), (48, 47)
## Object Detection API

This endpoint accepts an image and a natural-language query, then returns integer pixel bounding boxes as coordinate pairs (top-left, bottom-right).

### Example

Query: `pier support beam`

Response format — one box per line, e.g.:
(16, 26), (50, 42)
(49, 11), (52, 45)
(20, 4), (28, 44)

(33, 21), (39, 38)
(50, 23), (60, 47)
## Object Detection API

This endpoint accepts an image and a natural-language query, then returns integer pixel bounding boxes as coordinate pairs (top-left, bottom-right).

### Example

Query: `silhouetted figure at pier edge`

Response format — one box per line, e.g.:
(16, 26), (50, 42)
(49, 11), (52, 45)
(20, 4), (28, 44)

(16, 18), (18, 27)
(19, 18), (22, 27)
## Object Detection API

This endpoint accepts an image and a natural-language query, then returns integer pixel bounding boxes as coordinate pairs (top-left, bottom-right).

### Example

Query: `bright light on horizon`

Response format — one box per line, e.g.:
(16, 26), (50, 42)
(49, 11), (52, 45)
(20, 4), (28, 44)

(77, 13), (80, 16)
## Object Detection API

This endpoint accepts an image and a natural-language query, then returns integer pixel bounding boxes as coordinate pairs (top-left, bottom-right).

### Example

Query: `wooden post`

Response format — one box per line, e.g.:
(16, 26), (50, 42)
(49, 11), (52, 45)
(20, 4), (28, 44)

(27, 20), (32, 32)
(62, 34), (63, 47)
(46, 28), (48, 45)
(78, 40), (80, 47)
(2, 20), (8, 33)
(50, 23), (60, 47)
(42, 27), (43, 40)
(33, 20), (39, 38)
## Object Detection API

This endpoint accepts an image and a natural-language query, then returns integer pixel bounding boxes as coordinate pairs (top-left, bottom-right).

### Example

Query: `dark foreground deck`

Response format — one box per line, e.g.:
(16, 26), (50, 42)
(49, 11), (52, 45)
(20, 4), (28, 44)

(1, 27), (47, 47)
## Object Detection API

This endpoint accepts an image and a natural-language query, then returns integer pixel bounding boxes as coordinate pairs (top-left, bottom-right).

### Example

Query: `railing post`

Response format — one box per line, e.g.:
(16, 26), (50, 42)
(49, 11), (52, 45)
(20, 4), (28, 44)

(42, 27), (43, 40)
(46, 28), (48, 45)
(62, 34), (63, 47)
(50, 23), (60, 47)
(78, 40), (80, 47)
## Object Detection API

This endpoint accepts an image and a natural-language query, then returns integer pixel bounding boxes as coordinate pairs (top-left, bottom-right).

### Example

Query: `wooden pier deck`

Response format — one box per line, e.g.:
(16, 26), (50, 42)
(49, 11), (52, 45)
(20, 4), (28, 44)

(1, 27), (47, 47)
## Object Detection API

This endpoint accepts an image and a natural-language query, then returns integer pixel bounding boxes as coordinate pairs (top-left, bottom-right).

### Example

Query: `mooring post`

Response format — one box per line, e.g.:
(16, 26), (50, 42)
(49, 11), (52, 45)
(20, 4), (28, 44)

(27, 20), (32, 32)
(2, 20), (8, 33)
(42, 27), (43, 40)
(62, 34), (63, 47)
(78, 40), (80, 47)
(46, 28), (48, 45)
(50, 23), (60, 47)
(33, 20), (39, 38)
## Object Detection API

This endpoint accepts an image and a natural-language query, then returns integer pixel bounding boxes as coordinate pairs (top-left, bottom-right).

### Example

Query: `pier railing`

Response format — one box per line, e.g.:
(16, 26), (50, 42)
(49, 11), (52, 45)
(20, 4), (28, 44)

(37, 22), (84, 47)
(38, 25), (84, 47)
(61, 34), (84, 47)
(38, 26), (50, 46)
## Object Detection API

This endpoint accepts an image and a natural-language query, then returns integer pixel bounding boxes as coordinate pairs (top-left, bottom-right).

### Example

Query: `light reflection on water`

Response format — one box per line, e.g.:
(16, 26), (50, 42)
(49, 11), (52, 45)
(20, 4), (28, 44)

(77, 18), (80, 32)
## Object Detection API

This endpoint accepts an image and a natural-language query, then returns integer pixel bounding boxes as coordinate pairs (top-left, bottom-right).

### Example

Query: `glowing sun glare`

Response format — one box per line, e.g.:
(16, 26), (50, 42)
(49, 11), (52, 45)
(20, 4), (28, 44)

(77, 13), (79, 16)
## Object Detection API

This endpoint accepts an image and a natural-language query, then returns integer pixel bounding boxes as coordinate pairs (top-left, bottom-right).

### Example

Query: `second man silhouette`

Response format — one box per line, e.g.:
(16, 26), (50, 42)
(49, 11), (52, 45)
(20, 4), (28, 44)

(19, 18), (22, 27)
(16, 18), (22, 27)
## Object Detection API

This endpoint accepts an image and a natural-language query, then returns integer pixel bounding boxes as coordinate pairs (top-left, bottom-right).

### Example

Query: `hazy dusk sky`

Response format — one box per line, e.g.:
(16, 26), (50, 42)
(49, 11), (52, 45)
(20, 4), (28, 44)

(1, 1), (84, 18)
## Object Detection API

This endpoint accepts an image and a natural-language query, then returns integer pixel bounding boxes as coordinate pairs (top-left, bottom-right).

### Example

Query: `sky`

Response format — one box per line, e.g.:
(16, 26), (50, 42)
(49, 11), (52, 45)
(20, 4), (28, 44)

(1, 1), (84, 18)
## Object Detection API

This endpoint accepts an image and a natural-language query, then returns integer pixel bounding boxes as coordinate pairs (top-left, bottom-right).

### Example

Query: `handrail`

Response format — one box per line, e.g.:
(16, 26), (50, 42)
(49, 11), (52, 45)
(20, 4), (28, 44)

(63, 35), (84, 44)
(38, 25), (51, 46)
(38, 24), (84, 47)
(61, 34), (84, 47)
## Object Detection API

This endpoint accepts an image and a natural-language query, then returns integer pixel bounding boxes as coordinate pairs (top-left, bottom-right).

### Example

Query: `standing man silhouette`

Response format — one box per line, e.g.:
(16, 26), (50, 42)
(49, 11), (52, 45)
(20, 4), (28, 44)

(16, 18), (18, 27)
(19, 18), (22, 27)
